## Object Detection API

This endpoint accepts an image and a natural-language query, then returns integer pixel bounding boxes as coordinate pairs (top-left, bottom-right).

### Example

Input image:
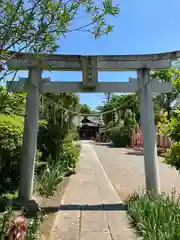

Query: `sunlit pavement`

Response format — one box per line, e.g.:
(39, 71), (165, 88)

(92, 142), (180, 201)
(50, 142), (136, 240)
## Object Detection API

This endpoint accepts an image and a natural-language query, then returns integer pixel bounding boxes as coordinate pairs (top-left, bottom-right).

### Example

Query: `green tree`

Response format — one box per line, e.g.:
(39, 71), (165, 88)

(124, 109), (137, 131)
(163, 107), (180, 171)
(97, 94), (140, 126)
(80, 104), (92, 114)
(151, 68), (180, 120)
(104, 93), (113, 103)
(38, 93), (79, 163)
(159, 106), (180, 142)
(108, 109), (137, 147)
(0, 86), (26, 115)
(0, 0), (120, 81)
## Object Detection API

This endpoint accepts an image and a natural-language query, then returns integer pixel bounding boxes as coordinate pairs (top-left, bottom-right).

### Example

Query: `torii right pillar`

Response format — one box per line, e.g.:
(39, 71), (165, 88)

(138, 68), (161, 194)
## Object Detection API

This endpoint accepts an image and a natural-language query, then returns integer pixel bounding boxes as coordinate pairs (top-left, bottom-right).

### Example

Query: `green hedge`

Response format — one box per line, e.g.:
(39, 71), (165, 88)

(126, 191), (180, 239)
(37, 134), (80, 196)
(60, 135), (79, 171)
(0, 112), (79, 196)
(110, 125), (131, 147)
(164, 142), (180, 171)
(69, 127), (79, 141)
(0, 114), (24, 193)
(0, 114), (42, 194)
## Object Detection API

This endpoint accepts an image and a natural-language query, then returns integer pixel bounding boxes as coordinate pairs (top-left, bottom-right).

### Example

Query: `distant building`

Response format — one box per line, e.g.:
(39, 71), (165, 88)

(73, 115), (106, 141)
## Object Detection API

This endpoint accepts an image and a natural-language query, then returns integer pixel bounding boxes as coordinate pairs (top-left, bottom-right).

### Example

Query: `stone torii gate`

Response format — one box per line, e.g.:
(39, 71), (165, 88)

(6, 51), (180, 202)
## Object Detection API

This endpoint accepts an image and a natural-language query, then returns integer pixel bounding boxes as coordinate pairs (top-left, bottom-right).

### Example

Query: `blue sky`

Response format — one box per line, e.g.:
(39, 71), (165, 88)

(3, 0), (180, 109)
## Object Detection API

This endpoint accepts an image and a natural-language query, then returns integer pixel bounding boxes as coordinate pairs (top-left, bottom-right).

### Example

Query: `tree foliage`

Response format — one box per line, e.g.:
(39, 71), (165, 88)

(124, 109), (137, 131)
(0, 0), (121, 195)
(163, 108), (180, 171)
(104, 92), (113, 103)
(79, 103), (92, 114)
(38, 92), (79, 163)
(158, 107), (180, 142)
(151, 68), (180, 120)
(0, 0), (120, 77)
(165, 142), (180, 172)
(109, 109), (137, 147)
(97, 94), (140, 126)
(0, 114), (23, 193)
(0, 90), (80, 194)
(0, 86), (26, 116)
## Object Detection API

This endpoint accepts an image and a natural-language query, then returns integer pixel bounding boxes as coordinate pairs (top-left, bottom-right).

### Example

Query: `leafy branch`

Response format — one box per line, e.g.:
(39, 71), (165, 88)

(0, 0), (119, 87)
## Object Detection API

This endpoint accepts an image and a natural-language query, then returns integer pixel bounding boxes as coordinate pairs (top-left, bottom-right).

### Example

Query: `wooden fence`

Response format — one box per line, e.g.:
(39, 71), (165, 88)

(131, 128), (171, 150)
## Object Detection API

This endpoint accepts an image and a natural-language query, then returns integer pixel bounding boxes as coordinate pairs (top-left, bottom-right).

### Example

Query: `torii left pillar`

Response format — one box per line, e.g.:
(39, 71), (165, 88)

(19, 68), (41, 201)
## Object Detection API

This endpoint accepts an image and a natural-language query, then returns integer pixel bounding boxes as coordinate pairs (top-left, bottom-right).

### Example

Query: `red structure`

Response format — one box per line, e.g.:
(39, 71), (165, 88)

(131, 127), (143, 148)
(131, 127), (171, 151)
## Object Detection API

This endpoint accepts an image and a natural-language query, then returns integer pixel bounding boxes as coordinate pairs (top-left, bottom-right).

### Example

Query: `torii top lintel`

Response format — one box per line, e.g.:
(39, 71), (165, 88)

(6, 50), (180, 71)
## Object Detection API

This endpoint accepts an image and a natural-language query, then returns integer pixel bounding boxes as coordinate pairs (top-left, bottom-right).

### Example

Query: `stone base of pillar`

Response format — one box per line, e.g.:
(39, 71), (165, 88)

(13, 198), (39, 216)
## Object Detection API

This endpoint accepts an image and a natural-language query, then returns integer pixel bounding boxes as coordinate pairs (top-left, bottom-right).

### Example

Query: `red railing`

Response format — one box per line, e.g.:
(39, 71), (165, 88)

(131, 128), (143, 147)
(131, 128), (171, 150)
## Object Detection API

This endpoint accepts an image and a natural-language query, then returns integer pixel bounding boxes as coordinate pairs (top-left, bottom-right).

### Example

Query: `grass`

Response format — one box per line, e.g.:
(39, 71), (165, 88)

(125, 189), (180, 240)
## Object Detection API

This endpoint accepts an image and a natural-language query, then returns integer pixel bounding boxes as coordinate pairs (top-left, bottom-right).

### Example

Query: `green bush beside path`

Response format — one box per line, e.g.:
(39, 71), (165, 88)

(126, 190), (180, 240)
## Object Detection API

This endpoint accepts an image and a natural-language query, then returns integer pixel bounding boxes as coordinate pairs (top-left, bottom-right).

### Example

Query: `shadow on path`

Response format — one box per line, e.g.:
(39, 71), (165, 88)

(42, 203), (127, 214)
(94, 142), (120, 148)
(93, 142), (112, 146)
(125, 151), (144, 156)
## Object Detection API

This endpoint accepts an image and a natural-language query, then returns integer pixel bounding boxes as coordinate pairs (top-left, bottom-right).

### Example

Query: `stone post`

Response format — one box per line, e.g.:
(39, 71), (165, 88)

(19, 68), (41, 201)
(138, 68), (161, 194)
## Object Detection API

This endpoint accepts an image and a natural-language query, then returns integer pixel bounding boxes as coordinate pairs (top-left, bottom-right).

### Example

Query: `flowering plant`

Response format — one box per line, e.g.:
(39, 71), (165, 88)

(8, 214), (27, 240)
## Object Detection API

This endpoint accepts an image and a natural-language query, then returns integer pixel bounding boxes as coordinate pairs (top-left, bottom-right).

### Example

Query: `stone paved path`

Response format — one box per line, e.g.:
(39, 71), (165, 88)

(50, 141), (136, 240)
(92, 142), (180, 201)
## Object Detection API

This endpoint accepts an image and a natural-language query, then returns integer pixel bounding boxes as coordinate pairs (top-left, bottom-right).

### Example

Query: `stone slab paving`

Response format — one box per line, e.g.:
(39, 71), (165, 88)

(92, 142), (180, 201)
(49, 141), (136, 240)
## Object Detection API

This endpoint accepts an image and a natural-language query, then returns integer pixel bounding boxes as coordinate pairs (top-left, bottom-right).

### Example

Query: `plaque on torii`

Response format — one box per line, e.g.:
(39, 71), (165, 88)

(81, 56), (98, 89)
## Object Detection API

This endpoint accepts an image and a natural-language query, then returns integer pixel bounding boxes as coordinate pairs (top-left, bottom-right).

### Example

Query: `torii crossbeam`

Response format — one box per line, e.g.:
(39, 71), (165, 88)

(7, 77), (172, 93)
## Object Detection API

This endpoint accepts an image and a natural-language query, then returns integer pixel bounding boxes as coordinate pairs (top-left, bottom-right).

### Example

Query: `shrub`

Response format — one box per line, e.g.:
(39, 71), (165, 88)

(0, 114), (42, 194)
(26, 210), (44, 239)
(108, 109), (137, 147)
(0, 206), (12, 238)
(0, 205), (43, 239)
(157, 109), (180, 142)
(124, 109), (137, 130)
(164, 142), (180, 171)
(168, 115), (180, 142)
(69, 127), (79, 141)
(37, 161), (66, 197)
(110, 125), (131, 147)
(37, 134), (79, 196)
(0, 87), (26, 116)
(35, 161), (47, 175)
(126, 190), (180, 239)
(60, 135), (79, 171)
(0, 114), (23, 193)
(60, 144), (78, 172)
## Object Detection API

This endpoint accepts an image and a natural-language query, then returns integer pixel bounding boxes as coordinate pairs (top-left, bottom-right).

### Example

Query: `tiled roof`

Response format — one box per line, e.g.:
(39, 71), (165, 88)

(73, 115), (103, 126)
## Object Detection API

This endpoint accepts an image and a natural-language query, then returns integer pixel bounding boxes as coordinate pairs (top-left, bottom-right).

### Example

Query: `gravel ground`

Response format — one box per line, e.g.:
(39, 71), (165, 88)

(92, 142), (180, 201)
